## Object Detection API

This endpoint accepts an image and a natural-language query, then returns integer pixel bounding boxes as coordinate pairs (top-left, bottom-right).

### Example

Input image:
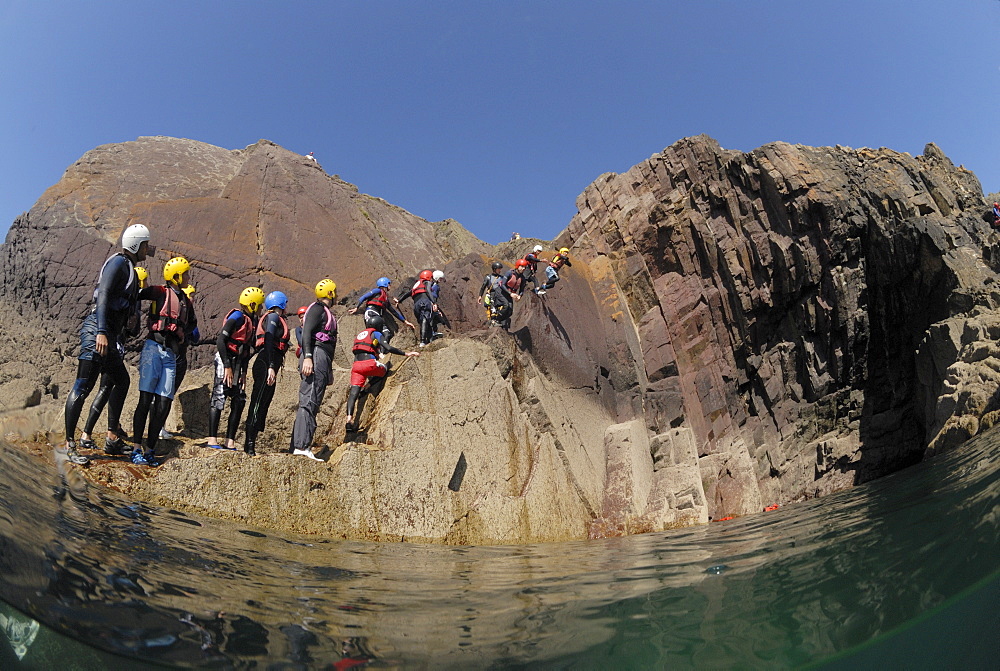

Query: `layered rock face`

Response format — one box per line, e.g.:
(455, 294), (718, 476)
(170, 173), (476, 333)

(1, 135), (996, 543)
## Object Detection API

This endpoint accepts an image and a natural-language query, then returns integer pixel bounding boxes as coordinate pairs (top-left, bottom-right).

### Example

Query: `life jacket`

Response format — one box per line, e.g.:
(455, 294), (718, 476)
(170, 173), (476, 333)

(410, 279), (429, 298)
(255, 312), (290, 352)
(367, 287), (390, 309)
(221, 309), (254, 355)
(486, 274), (504, 293)
(549, 253), (569, 270)
(149, 286), (188, 337)
(308, 302), (338, 343)
(505, 272), (524, 293)
(352, 327), (379, 356)
(523, 253), (539, 272)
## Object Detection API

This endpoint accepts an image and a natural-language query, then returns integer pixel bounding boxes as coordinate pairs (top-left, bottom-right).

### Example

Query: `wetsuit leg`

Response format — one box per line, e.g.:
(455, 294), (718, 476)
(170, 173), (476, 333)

(133, 391), (155, 446)
(65, 358), (102, 438)
(226, 387), (246, 442)
(83, 371), (114, 435)
(245, 357), (274, 444)
(290, 348), (331, 452)
(346, 385), (363, 418)
(146, 395), (172, 454)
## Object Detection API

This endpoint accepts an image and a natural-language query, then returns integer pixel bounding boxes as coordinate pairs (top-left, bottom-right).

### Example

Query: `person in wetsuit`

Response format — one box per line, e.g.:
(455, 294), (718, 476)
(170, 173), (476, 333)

(347, 276), (414, 346)
(523, 245), (545, 293)
(394, 270), (437, 347)
(344, 312), (420, 432)
(208, 287), (263, 450)
(290, 279), (338, 461)
(243, 291), (291, 457)
(539, 247), (573, 292)
(63, 223), (154, 465)
(477, 261), (506, 325)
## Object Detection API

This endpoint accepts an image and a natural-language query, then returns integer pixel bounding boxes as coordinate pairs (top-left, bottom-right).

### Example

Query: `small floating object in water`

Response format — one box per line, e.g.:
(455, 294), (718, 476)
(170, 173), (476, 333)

(764, 504), (779, 512)
(713, 516), (734, 522)
(705, 564), (729, 575)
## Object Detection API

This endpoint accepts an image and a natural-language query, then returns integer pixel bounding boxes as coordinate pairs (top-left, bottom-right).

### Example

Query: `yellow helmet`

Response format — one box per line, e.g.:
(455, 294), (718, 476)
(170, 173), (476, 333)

(559, 247), (570, 255)
(182, 285), (196, 298)
(163, 256), (191, 285)
(134, 266), (149, 289)
(315, 278), (337, 300)
(239, 286), (265, 313)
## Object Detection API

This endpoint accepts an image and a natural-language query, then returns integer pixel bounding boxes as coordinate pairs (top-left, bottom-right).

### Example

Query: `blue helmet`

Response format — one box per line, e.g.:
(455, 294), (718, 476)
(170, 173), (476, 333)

(264, 290), (288, 310)
(376, 276), (391, 288)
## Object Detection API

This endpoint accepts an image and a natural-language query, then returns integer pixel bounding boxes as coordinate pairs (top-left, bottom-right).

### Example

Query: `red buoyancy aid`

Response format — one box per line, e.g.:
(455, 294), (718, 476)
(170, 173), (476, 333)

(549, 253), (569, 270)
(255, 312), (290, 351)
(222, 309), (254, 354)
(367, 287), (389, 309)
(310, 303), (338, 343)
(352, 327), (379, 355)
(410, 279), (429, 297)
(505, 272), (524, 293)
(149, 286), (188, 337)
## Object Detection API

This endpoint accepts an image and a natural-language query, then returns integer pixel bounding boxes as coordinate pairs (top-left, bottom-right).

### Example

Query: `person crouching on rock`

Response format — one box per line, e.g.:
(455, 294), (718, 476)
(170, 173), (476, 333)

(208, 287), (263, 450)
(130, 256), (197, 466)
(290, 279), (338, 461)
(345, 313), (419, 432)
(243, 291), (290, 457)
(394, 269), (436, 347)
(348, 276), (414, 346)
(494, 260), (529, 330)
(63, 223), (154, 465)
(538, 247), (572, 293)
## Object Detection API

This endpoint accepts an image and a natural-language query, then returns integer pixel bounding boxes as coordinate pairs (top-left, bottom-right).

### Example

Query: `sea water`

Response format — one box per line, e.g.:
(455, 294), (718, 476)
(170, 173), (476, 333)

(0, 426), (996, 669)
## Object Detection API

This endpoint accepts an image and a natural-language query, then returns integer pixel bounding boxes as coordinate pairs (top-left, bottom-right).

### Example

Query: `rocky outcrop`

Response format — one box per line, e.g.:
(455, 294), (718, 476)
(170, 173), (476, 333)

(2, 135), (998, 543)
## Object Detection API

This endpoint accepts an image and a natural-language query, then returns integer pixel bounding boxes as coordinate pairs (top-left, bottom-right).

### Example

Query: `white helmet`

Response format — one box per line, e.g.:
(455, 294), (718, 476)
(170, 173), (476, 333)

(532, 245), (543, 253)
(121, 224), (151, 254)
(432, 270), (445, 282)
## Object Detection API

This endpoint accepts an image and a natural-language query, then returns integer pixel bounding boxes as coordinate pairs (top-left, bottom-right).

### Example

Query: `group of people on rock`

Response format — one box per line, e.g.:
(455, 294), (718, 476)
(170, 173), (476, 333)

(59, 224), (571, 467)
(477, 244), (572, 330)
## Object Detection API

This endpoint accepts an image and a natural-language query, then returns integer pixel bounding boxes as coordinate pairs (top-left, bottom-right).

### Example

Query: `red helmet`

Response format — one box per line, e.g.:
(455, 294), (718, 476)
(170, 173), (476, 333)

(515, 259), (529, 268)
(419, 269), (434, 281)
(297, 305), (308, 318)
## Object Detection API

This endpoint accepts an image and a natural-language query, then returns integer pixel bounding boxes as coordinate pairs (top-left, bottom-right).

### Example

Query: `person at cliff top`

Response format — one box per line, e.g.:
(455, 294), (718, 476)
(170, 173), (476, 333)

(492, 260), (529, 330)
(242, 291), (290, 457)
(429, 269), (450, 339)
(393, 270), (437, 347)
(208, 287), (263, 450)
(76, 263), (154, 455)
(348, 276), (414, 346)
(538, 247), (573, 292)
(63, 223), (154, 465)
(477, 261), (506, 325)
(306, 151), (317, 162)
(344, 312), (420, 432)
(160, 283), (198, 441)
(522, 245), (545, 294)
(130, 256), (198, 466)
(290, 279), (338, 461)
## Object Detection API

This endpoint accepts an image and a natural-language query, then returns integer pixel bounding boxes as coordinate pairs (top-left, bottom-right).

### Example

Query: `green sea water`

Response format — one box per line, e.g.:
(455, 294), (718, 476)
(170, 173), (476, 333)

(0, 425), (996, 669)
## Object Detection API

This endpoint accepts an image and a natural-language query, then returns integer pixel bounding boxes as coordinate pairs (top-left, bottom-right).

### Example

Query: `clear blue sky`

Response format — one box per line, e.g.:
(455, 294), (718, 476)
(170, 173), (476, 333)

(2, 1), (997, 245)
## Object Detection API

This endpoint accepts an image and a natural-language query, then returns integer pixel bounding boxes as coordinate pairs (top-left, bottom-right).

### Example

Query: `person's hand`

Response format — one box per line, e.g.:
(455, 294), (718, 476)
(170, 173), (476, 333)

(514, 294), (521, 302)
(301, 357), (314, 377)
(348, 307), (357, 315)
(266, 368), (276, 386)
(406, 351), (420, 357)
(477, 296), (482, 305)
(95, 333), (109, 357)
(223, 367), (234, 387)
(405, 321), (416, 330)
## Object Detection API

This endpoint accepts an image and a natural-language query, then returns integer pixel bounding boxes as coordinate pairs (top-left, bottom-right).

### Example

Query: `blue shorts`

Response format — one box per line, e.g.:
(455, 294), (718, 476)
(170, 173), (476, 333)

(545, 266), (559, 283)
(138, 339), (177, 398)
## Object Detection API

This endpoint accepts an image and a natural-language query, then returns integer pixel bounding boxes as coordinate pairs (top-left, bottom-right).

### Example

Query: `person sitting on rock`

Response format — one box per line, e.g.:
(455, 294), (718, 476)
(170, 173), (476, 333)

(344, 312), (420, 432)
(243, 291), (290, 457)
(208, 287), (263, 451)
(539, 247), (573, 293)
(63, 223), (154, 465)
(130, 256), (197, 466)
(394, 270), (436, 347)
(477, 261), (506, 326)
(522, 245), (545, 294)
(348, 276), (414, 346)
(290, 279), (338, 461)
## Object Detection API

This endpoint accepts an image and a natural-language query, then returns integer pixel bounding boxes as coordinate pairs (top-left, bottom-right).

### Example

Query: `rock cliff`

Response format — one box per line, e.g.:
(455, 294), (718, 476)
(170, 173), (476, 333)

(1, 135), (997, 543)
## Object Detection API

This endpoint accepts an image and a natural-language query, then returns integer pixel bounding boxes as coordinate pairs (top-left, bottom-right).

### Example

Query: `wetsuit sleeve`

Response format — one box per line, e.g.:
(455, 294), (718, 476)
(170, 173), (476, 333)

(374, 331), (406, 357)
(94, 255), (132, 335)
(395, 287), (412, 304)
(387, 302), (407, 322)
(479, 276), (491, 298)
(564, 257), (572, 267)
(301, 304), (323, 359)
(217, 315), (244, 368)
(356, 288), (378, 309)
(137, 286), (159, 301)
(264, 314), (283, 372)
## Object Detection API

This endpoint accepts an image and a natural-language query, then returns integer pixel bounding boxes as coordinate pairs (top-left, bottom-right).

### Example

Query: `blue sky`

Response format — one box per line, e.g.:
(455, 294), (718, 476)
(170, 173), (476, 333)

(2, 1), (997, 245)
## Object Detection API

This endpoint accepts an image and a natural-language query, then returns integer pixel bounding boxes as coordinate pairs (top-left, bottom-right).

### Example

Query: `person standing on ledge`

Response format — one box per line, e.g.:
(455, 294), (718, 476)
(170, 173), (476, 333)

(63, 223), (154, 465)
(208, 287), (263, 451)
(290, 279), (338, 461)
(244, 291), (291, 457)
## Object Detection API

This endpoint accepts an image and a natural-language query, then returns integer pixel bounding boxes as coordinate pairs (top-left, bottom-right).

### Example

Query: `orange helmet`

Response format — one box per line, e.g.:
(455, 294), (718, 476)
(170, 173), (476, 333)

(418, 269), (433, 281)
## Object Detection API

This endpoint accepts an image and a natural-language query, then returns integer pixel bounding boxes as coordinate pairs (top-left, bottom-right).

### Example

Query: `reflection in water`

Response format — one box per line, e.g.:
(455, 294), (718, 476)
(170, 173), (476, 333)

(0, 427), (996, 667)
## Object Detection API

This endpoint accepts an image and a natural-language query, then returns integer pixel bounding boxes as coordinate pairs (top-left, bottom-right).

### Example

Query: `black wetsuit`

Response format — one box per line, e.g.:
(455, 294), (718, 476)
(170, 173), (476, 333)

(245, 311), (289, 453)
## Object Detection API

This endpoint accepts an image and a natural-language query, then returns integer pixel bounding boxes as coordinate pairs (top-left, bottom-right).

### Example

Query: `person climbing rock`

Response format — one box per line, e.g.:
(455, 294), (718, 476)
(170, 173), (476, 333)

(394, 270), (436, 347)
(522, 245), (544, 293)
(243, 291), (290, 457)
(344, 312), (420, 432)
(477, 262), (506, 326)
(130, 256), (197, 466)
(348, 276), (414, 346)
(290, 279), (338, 461)
(208, 286), (263, 451)
(538, 247), (573, 293)
(494, 260), (529, 330)
(429, 270), (450, 339)
(63, 223), (154, 465)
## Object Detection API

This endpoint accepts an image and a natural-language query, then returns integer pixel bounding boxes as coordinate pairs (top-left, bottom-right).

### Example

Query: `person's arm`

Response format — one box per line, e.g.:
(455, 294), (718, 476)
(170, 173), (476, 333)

(94, 256), (131, 335)
(376, 332), (418, 358)
(217, 314), (244, 386)
(478, 275), (490, 302)
(349, 288), (378, 314)
(564, 257), (572, 267)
